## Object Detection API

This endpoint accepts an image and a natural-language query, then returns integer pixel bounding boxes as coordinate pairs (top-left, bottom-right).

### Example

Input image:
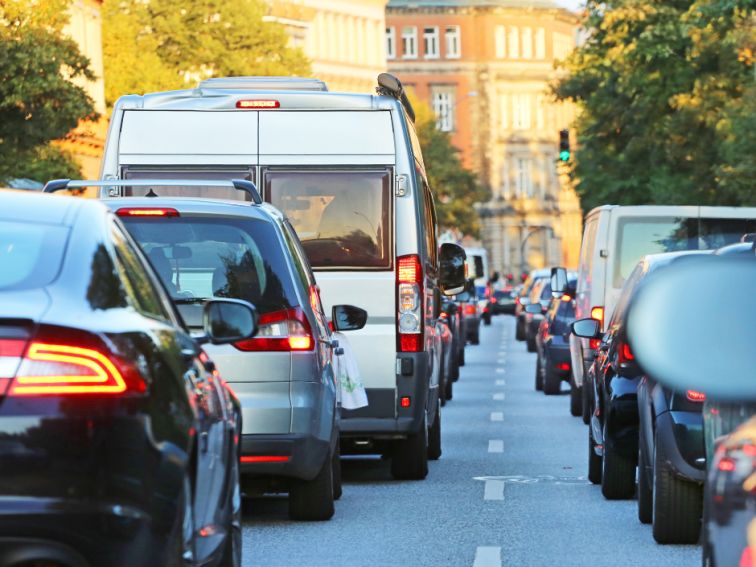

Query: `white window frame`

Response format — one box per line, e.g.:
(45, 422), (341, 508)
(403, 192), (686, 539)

(424, 26), (439, 59)
(499, 93), (508, 132)
(513, 93), (531, 131)
(386, 26), (396, 59)
(535, 28), (545, 59)
(445, 25), (461, 59)
(402, 26), (417, 59)
(516, 157), (533, 198)
(431, 86), (456, 132)
(521, 27), (533, 59)
(494, 25), (506, 59)
(508, 27), (519, 59)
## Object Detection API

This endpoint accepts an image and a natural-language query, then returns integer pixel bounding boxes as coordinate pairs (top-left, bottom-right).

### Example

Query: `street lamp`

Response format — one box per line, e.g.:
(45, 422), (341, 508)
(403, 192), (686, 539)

(520, 226), (556, 278)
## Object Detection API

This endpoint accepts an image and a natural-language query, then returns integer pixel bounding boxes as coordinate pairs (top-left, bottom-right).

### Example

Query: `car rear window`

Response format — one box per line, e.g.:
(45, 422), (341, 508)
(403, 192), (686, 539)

(264, 170), (392, 269)
(0, 221), (69, 291)
(120, 217), (298, 323)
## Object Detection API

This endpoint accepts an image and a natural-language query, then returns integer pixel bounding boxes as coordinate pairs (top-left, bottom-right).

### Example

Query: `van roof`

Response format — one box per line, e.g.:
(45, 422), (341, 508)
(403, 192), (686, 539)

(199, 77), (329, 92)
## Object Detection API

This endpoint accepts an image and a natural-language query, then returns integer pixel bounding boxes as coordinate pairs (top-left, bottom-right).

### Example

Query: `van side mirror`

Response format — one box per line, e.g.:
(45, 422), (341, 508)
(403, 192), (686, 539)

(551, 267), (567, 298)
(439, 243), (467, 296)
(202, 299), (258, 345)
(571, 318), (602, 339)
(524, 303), (542, 314)
(332, 304), (368, 331)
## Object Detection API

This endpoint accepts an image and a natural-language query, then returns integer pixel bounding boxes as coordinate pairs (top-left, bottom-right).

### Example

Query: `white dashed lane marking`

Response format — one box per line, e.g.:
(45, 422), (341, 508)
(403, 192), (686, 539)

(484, 480), (505, 500)
(473, 547), (502, 567)
(495, 368), (505, 373)
(488, 440), (503, 453)
(491, 412), (503, 422)
(493, 393), (505, 400)
(495, 379), (505, 385)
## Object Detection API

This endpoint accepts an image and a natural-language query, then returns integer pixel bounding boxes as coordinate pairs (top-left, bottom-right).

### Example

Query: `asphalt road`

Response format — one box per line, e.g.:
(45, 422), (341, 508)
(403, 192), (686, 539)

(240, 315), (701, 566)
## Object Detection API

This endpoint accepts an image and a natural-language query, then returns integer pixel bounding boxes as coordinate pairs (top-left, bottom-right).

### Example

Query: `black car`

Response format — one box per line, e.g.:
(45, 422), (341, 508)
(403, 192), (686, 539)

(490, 289), (517, 316)
(534, 278), (576, 401)
(0, 190), (255, 566)
(440, 301), (462, 400)
(515, 269), (551, 342)
(525, 279), (552, 353)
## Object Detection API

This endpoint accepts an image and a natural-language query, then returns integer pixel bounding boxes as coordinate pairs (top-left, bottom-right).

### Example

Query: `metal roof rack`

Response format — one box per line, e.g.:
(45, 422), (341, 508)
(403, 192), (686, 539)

(199, 77), (329, 92)
(42, 179), (263, 204)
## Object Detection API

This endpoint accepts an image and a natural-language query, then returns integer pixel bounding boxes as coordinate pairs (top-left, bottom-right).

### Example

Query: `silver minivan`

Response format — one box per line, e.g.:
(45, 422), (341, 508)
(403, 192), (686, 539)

(98, 75), (466, 480)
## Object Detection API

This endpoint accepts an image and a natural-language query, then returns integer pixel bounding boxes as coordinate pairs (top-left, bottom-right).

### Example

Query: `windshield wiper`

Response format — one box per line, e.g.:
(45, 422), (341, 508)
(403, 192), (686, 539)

(173, 297), (209, 304)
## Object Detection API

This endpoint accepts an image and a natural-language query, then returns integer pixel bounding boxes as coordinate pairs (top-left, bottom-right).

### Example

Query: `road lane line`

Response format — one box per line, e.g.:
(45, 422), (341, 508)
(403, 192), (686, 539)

(496, 368), (505, 373)
(473, 547), (502, 567)
(491, 412), (503, 421)
(484, 480), (504, 500)
(496, 379), (506, 385)
(497, 359), (505, 364)
(493, 393), (504, 400)
(488, 440), (503, 453)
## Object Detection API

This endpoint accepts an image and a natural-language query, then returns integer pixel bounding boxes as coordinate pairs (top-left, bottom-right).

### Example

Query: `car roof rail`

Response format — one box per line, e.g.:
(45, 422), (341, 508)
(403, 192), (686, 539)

(42, 179), (263, 204)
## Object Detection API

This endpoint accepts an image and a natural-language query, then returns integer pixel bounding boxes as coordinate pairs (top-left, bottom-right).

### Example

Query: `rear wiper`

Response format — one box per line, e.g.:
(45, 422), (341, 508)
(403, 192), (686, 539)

(173, 298), (209, 304)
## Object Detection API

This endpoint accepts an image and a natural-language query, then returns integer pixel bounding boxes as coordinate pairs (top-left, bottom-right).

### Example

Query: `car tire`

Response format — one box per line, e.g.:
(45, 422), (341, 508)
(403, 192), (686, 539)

(391, 415), (429, 480)
(516, 320), (525, 341)
(526, 337), (537, 353)
(582, 379), (591, 425)
(458, 347), (465, 367)
(535, 357), (543, 391)
(637, 426), (653, 524)
(484, 315), (491, 326)
(588, 430), (602, 485)
(439, 357), (446, 407)
(569, 375), (582, 417)
(332, 437), (343, 501)
(471, 333), (480, 345)
(543, 364), (561, 396)
(428, 406), (442, 461)
(445, 375), (453, 400)
(652, 429), (703, 544)
(451, 352), (460, 382)
(289, 451), (335, 521)
(601, 421), (636, 500)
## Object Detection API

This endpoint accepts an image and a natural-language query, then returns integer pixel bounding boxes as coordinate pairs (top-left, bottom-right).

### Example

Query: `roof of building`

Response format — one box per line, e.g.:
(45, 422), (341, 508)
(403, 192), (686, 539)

(387, 0), (564, 9)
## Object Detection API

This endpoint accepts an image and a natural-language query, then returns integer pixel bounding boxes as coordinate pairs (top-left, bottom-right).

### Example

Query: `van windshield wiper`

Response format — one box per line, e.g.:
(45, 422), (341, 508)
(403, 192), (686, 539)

(173, 297), (209, 304)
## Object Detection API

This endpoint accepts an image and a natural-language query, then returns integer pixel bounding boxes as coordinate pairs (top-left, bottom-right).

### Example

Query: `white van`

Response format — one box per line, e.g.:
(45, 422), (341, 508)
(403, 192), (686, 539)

(463, 247), (489, 295)
(571, 205), (756, 400)
(98, 75), (466, 480)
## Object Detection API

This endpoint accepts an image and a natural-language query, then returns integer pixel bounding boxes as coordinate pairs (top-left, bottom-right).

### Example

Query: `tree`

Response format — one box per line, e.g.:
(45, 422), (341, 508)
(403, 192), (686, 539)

(408, 92), (490, 237)
(0, 0), (96, 183)
(103, 0), (311, 108)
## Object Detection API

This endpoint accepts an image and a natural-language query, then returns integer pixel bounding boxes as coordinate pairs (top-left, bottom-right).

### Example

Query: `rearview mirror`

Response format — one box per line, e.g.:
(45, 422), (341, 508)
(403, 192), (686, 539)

(524, 303), (543, 314)
(626, 256), (756, 400)
(571, 318), (602, 339)
(332, 304), (368, 331)
(203, 299), (258, 345)
(550, 267), (567, 298)
(439, 243), (467, 296)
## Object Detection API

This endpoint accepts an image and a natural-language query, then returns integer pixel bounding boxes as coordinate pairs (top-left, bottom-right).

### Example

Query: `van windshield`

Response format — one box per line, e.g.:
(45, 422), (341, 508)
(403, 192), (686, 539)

(265, 170), (391, 269)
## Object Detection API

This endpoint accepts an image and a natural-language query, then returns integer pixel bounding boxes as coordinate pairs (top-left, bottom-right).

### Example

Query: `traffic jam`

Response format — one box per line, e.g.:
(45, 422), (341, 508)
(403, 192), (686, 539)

(1, 74), (755, 567)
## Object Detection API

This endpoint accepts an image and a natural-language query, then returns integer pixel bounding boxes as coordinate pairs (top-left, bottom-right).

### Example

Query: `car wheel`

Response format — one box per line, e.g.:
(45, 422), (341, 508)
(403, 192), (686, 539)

(582, 379), (590, 425)
(168, 472), (195, 567)
(391, 415), (429, 480)
(458, 347), (465, 367)
(637, 425), (652, 524)
(526, 337), (537, 353)
(588, 429), (602, 485)
(439, 357), (446, 407)
(451, 351), (460, 382)
(702, 485), (715, 567)
(289, 451), (335, 521)
(652, 428), (703, 543)
(445, 375), (453, 400)
(543, 364), (561, 395)
(428, 406), (442, 461)
(601, 421), (636, 500)
(471, 333), (480, 345)
(535, 357), (543, 391)
(484, 315), (491, 325)
(516, 320), (525, 341)
(569, 374), (582, 417)
(332, 436), (343, 501)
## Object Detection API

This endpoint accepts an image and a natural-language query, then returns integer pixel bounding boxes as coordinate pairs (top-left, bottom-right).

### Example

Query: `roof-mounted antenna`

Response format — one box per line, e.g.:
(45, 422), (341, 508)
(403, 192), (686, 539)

(146, 189), (158, 197)
(376, 73), (415, 124)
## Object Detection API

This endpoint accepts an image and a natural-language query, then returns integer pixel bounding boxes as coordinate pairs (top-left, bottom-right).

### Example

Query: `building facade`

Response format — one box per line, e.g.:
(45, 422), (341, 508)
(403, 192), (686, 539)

(386, 0), (583, 276)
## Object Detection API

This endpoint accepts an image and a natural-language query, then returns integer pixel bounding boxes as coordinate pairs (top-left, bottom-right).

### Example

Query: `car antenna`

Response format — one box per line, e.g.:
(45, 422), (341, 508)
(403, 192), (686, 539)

(146, 188), (158, 197)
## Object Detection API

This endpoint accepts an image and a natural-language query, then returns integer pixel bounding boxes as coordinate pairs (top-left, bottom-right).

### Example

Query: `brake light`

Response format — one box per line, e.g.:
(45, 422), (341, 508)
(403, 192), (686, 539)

(515, 297), (520, 305)
(744, 445), (756, 456)
(401, 396), (411, 407)
(561, 295), (571, 302)
(719, 459), (735, 471)
(440, 312), (448, 318)
(397, 255), (423, 352)
(240, 456), (290, 462)
(10, 342), (140, 395)
(116, 208), (180, 217)
(483, 307), (489, 312)
(485, 287), (491, 296)
(465, 304), (476, 315)
(686, 390), (706, 402)
(491, 297), (497, 303)
(589, 306), (604, 350)
(556, 363), (570, 371)
(618, 343), (634, 365)
(236, 100), (280, 109)
(234, 307), (314, 352)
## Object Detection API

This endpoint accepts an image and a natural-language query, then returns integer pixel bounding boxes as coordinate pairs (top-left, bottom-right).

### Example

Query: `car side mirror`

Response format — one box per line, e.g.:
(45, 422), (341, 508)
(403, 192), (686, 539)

(571, 318), (602, 339)
(520, 297), (531, 306)
(439, 243), (467, 296)
(524, 303), (542, 314)
(332, 304), (368, 331)
(202, 299), (258, 345)
(550, 267), (567, 298)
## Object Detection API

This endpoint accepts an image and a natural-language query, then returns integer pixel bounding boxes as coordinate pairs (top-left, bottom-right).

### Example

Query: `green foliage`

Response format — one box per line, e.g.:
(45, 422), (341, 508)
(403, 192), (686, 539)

(103, 0), (311, 108)
(7, 143), (82, 185)
(0, 0), (96, 183)
(553, 0), (756, 211)
(409, 93), (490, 237)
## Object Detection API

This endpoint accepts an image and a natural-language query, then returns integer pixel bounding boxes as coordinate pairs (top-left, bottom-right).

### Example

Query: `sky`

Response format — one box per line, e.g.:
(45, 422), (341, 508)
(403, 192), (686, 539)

(555, 0), (585, 12)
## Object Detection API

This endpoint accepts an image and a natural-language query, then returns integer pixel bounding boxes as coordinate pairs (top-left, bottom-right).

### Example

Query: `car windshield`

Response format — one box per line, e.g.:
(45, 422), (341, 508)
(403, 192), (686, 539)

(265, 170), (391, 269)
(0, 220), (69, 291)
(120, 217), (298, 324)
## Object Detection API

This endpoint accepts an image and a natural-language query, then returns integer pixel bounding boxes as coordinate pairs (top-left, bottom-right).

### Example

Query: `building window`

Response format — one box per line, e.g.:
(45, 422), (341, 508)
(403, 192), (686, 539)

(535, 28), (546, 59)
(508, 27), (519, 59)
(513, 94), (530, 130)
(521, 27), (532, 59)
(424, 26), (439, 58)
(445, 26), (461, 58)
(494, 25), (506, 59)
(554, 32), (572, 60)
(386, 27), (396, 59)
(499, 93), (508, 132)
(516, 158), (533, 198)
(402, 26), (417, 59)
(431, 86), (456, 132)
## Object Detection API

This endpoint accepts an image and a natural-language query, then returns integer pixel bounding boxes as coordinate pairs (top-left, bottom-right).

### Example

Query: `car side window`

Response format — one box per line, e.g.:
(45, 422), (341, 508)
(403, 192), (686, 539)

(111, 222), (170, 321)
(609, 262), (645, 327)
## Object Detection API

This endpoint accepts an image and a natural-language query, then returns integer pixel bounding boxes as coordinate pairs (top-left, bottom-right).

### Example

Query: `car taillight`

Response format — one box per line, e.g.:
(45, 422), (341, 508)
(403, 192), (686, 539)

(561, 295), (571, 302)
(719, 459), (735, 471)
(236, 100), (280, 109)
(515, 297), (520, 305)
(397, 255), (423, 353)
(556, 363), (570, 371)
(686, 390), (706, 402)
(589, 306), (604, 350)
(618, 342), (634, 365)
(9, 342), (145, 395)
(234, 307), (313, 352)
(115, 208), (180, 217)
(485, 287), (491, 296)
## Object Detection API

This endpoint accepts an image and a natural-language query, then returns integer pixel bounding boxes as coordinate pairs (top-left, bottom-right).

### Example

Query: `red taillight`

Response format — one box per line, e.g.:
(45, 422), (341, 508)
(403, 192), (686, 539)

(116, 207), (180, 217)
(9, 342), (140, 395)
(744, 445), (756, 456)
(686, 390), (706, 402)
(561, 295), (571, 302)
(491, 297), (497, 303)
(485, 287), (492, 296)
(440, 312), (448, 318)
(400, 396), (411, 407)
(515, 297), (520, 305)
(589, 339), (601, 350)
(719, 459), (735, 471)
(398, 255), (423, 352)
(618, 343), (634, 365)
(236, 100), (280, 109)
(590, 306), (604, 326)
(556, 363), (570, 371)
(240, 456), (290, 463)
(234, 307), (313, 352)
(398, 255), (422, 284)
(400, 334), (422, 352)
(464, 304), (476, 315)
(483, 307), (489, 312)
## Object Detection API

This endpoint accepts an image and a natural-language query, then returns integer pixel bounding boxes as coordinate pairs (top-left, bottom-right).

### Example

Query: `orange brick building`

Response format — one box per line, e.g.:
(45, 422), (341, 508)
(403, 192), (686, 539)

(386, 0), (583, 274)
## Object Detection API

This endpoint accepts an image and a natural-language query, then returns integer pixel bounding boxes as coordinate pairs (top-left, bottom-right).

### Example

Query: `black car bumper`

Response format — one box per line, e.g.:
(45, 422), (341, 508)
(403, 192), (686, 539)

(240, 433), (329, 481)
(545, 343), (571, 377)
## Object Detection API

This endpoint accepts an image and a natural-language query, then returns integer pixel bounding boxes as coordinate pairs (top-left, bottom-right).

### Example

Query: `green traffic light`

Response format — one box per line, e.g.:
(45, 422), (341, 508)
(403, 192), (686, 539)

(559, 151), (570, 162)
